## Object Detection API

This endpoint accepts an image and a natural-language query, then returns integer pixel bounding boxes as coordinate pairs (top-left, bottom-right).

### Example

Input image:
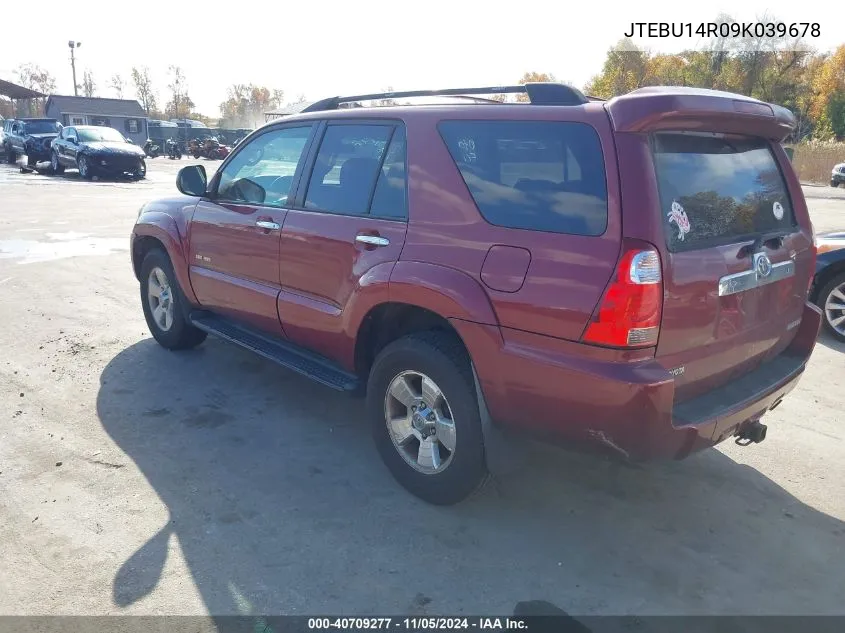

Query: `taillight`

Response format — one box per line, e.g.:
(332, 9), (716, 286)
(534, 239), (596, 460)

(583, 246), (663, 348)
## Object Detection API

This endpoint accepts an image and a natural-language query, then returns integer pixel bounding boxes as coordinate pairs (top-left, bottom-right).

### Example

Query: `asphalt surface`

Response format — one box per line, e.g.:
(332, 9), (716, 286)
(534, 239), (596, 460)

(0, 159), (844, 618)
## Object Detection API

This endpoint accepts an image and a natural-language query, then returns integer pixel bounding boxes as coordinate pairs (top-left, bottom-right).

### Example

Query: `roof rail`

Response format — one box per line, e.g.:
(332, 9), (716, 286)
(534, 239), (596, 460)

(300, 83), (589, 112)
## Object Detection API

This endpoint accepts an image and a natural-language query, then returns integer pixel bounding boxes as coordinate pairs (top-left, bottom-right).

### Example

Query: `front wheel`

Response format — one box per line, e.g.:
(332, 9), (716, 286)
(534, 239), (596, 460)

(5, 146), (15, 164)
(140, 249), (207, 350)
(134, 159), (147, 180)
(51, 151), (65, 174)
(367, 331), (488, 505)
(77, 155), (92, 180)
(819, 273), (845, 343)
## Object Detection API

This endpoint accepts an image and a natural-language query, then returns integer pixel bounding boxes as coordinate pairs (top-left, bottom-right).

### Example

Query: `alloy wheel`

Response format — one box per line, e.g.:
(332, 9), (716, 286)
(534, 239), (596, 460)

(824, 281), (845, 337)
(147, 267), (175, 332)
(384, 371), (457, 474)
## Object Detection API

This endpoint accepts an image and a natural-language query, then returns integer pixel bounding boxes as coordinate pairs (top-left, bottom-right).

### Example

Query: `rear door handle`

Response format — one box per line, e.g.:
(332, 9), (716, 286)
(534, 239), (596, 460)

(256, 220), (280, 231)
(355, 234), (389, 247)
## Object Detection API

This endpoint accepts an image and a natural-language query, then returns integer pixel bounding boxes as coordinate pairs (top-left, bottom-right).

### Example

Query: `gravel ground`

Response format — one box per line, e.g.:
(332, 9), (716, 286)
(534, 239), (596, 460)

(0, 160), (843, 619)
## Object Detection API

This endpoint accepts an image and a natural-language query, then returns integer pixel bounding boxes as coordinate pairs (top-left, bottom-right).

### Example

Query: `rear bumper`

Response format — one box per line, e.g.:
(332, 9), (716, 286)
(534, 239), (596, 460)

(453, 301), (822, 461)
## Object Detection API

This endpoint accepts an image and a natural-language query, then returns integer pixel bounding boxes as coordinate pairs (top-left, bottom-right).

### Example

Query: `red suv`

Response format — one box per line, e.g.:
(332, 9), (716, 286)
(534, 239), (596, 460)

(131, 83), (821, 505)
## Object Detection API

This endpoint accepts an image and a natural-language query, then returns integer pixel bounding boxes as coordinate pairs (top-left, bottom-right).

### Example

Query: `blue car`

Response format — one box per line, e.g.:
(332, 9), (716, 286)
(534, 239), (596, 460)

(811, 231), (845, 342)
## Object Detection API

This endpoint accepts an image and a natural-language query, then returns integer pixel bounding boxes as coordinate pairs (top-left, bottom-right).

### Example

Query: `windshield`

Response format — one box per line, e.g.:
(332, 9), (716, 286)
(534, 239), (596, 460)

(77, 127), (127, 143)
(24, 120), (59, 134)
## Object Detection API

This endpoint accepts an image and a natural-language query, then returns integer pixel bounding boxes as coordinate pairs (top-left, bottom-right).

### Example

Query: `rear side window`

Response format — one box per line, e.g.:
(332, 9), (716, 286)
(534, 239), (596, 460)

(652, 133), (796, 253)
(438, 120), (608, 236)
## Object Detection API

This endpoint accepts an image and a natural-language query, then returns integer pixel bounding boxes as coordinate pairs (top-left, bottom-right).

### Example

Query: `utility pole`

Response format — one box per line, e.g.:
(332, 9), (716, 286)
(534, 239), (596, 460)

(68, 41), (81, 96)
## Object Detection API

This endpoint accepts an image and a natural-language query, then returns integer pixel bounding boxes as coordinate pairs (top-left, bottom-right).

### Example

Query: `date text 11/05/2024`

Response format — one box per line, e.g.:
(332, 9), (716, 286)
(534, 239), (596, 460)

(307, 617), (529, 631)
(624, 22), (821, 38)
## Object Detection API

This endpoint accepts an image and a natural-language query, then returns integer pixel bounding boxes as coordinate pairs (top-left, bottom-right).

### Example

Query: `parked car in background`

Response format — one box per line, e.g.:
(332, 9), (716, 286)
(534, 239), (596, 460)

(811, 232), (845, 342)
(5, 118), (61, 168)
(831, 163), (845, 187)
(131, 84), (821, 505)
(51, 125), (147, 180)
(0, 117), (14, 157)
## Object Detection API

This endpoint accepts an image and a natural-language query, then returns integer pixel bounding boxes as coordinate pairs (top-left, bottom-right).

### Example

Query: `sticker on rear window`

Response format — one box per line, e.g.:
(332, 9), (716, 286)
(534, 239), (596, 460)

(668, 200), (691, 241)
(773, 201), (784, 221)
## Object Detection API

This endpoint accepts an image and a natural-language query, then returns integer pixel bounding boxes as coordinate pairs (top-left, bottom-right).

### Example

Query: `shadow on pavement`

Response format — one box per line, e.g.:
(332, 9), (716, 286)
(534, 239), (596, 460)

(96, 338), (845, 617)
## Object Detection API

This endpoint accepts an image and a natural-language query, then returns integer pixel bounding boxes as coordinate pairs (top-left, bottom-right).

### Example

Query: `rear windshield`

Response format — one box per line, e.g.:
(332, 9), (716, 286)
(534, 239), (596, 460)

(23, 120), (59, 134)
(652, 133), (795, 252)
(438, 120), (608, 236)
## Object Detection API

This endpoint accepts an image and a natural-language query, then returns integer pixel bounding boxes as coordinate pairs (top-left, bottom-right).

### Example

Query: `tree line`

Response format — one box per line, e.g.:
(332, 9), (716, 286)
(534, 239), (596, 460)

(2, 14), (842, 141)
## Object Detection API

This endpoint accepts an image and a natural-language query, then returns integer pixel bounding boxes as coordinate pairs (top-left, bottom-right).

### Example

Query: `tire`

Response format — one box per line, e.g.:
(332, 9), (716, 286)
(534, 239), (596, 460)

(6, 147), (17, 164)
(134, 159), (147, 180)
(51, 151), (64, 175)
(818, 272), (845, 343)
(139, 248), (207, 350)
(77, 154), (92, 180)
(366, 331), (488, 505)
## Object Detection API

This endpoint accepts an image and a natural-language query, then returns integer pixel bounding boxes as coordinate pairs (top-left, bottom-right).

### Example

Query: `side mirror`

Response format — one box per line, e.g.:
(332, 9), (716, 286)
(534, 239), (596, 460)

(69, 137), (77, 145)
(176, 164), (208, 197)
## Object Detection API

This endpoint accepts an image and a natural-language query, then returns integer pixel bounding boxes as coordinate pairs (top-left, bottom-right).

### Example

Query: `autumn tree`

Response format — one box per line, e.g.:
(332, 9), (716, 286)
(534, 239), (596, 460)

(131, 66), (158, 115)
(810, 45), (845, 140)
(219, 84), (284, 127)
(13, 63), (56, 117)
(82, 71), (96, 97)
(165, 65), (195, 120)
(109, 74), (125, 99)
(516, 71), (557, 102)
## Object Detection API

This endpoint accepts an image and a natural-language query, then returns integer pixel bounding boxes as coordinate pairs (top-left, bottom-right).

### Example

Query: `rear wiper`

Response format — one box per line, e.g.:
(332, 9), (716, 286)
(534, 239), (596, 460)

(736, 229), (791, 259)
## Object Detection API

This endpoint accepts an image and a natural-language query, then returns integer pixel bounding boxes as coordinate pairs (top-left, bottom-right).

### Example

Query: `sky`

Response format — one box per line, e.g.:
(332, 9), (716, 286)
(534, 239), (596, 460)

(1, 0), (841, 117)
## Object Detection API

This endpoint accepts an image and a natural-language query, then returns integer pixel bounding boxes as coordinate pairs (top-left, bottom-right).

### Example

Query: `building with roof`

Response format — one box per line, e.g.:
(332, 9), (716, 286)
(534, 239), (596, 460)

(44, 95), (149, 145)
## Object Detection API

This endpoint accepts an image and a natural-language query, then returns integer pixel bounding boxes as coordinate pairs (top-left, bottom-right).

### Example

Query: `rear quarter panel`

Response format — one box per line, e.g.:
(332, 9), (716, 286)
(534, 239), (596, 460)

(400, 106), (622, 343)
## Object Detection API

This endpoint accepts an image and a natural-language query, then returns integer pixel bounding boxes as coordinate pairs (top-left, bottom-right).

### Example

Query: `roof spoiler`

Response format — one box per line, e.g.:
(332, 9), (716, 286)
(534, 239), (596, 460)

(301, 83), (590, 112)
(605, 87), (796, 141)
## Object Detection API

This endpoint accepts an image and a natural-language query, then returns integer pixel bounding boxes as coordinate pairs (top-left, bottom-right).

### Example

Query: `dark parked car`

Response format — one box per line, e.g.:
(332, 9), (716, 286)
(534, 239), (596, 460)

(5, 118), (61, 167)
(831, 162), (845, 187)
(130, 84), (821, 505)
(51, 125), (146, 180)
(0, 117), (13, 155)
(810, 231), (845, 342)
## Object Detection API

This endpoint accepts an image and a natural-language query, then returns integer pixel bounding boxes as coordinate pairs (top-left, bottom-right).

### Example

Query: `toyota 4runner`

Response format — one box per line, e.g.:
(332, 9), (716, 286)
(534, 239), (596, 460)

(131, 83), (821, 505)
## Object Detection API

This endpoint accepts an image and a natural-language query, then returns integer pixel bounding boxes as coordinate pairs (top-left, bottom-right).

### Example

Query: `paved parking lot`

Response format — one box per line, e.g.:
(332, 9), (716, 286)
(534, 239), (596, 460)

(1, 159), (844, 617)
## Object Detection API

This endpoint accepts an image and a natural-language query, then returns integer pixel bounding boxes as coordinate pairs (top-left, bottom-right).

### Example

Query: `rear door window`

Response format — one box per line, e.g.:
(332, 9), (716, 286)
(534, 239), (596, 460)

(438, 120), (608, 236)
(652, 133), (795, 252)
(304, 124), (394, 216)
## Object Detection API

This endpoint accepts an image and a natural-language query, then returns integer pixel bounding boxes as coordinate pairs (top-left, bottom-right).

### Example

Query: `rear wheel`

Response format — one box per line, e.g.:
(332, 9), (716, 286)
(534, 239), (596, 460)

(140, 248), (207, 350)
(366, 331), (488, 505)
(819, 272), (845, 342)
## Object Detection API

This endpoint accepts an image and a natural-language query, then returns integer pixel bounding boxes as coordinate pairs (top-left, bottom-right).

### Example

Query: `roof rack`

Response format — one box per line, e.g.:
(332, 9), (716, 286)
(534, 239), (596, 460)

(301, 83), (590, 112)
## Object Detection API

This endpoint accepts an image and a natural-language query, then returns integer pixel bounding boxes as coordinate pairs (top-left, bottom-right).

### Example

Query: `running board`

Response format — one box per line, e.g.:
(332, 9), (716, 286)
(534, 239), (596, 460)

(189, 312), (361, 392)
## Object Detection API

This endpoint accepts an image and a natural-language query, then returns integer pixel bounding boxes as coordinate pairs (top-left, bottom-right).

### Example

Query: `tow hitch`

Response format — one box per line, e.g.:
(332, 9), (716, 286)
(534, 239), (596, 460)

(735, 420), (767, 446)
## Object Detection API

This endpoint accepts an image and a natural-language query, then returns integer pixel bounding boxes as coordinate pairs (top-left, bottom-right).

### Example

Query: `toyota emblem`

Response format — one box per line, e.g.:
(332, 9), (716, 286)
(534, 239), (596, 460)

(754, 253), (773, 278)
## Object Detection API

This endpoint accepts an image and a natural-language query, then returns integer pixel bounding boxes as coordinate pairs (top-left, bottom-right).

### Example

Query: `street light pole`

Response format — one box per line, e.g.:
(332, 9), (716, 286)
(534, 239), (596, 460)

(68, 41), (81, 96)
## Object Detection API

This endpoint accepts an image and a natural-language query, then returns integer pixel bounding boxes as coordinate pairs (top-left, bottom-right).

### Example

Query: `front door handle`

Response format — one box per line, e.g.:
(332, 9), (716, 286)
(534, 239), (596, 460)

(355, 234), (390, 247)
(256, 220), (280, 231)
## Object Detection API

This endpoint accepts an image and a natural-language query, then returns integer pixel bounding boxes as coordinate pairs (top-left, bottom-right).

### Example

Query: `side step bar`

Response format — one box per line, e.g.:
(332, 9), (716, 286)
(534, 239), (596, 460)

(189, 312), (361, 392)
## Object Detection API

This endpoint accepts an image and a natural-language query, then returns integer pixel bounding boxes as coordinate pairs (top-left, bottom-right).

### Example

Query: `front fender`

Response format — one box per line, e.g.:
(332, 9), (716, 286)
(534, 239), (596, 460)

(388, 260), (498, 325)
(132, 209), (197, 304)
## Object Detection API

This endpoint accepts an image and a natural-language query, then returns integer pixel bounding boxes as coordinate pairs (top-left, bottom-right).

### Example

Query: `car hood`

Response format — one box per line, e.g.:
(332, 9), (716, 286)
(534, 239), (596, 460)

(82, 141), (145, 156)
